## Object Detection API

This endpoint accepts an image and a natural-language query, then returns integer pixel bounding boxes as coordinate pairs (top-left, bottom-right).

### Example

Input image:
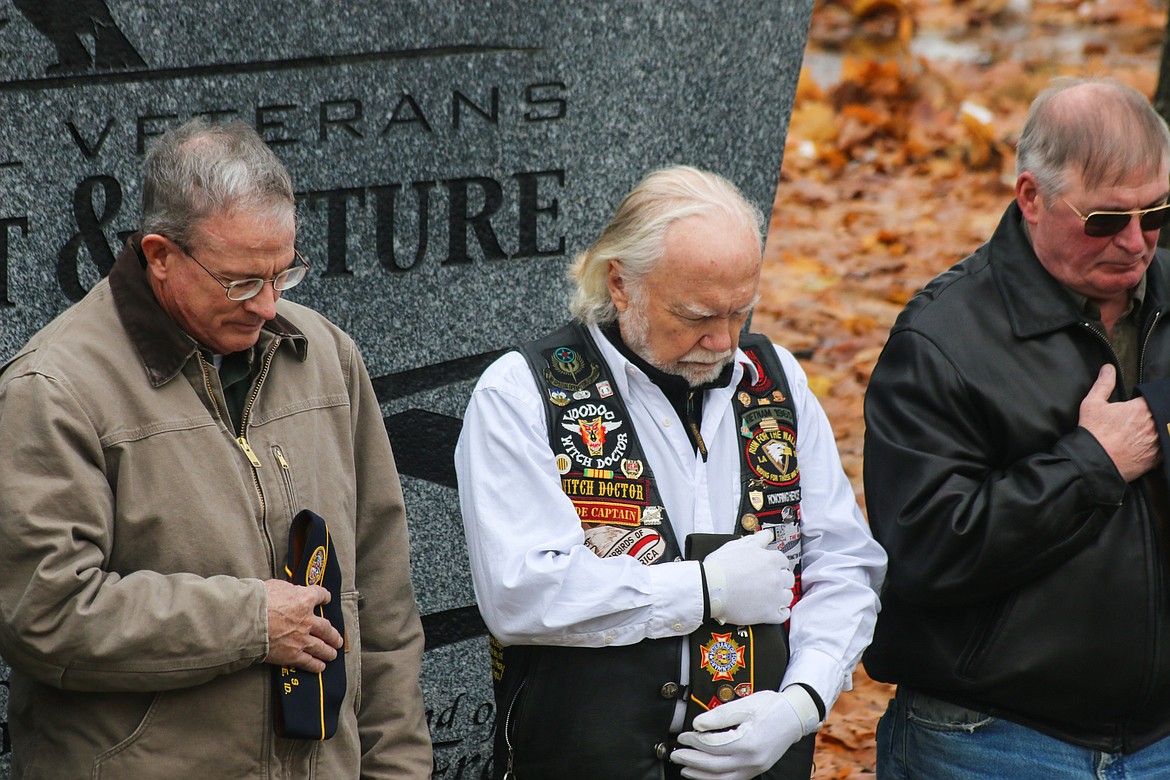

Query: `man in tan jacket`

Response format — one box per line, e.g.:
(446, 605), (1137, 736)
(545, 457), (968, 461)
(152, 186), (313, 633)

(0, 119), (431, 777)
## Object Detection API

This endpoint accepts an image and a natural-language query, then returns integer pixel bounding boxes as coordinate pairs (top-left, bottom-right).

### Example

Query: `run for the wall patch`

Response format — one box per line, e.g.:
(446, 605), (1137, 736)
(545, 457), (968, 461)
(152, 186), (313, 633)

(745, 427), (799, 486)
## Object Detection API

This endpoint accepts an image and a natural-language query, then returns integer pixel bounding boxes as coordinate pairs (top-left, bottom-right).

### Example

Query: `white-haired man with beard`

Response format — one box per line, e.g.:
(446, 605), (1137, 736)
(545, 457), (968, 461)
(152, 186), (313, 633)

(456, 165), (885, 780)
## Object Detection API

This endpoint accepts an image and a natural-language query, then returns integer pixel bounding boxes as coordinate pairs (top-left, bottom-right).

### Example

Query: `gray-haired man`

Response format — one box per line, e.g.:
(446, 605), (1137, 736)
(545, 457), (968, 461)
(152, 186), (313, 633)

(457, 165), (885, 780)
(0, 118), (431, 778)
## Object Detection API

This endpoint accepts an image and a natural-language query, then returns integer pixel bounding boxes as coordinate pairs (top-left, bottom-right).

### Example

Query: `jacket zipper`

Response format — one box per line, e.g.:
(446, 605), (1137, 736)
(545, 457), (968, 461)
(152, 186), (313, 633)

(198, 353), (225, 423)
(1137, 309), (1163, 384)
(273, 444), (298, 515)
(239, 337), (281, 574)
(1084, 310), (1166, 745)
(1079, 321), (1125, 395)
(1133, 307), (1165, 741)
(502, 679), (527, 779)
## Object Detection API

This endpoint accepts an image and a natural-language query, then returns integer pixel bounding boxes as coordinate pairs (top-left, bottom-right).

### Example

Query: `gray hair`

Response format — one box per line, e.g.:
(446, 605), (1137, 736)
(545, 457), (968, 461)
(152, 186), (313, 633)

(141, 118), (296, 247)
(569, 165), (764, 326)
(1017, 77), (1170, 199)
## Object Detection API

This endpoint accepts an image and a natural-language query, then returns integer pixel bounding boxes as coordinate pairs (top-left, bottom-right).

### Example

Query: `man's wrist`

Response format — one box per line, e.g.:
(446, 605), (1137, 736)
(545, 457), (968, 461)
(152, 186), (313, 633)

(781, 684), (825, 733)
(698, 561), (711, 622)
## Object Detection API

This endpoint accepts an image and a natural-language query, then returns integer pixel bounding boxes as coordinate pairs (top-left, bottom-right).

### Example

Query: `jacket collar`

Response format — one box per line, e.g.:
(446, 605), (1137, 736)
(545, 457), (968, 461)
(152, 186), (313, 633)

(991, 200), (1169, 339)
(110, 233), (308, 387)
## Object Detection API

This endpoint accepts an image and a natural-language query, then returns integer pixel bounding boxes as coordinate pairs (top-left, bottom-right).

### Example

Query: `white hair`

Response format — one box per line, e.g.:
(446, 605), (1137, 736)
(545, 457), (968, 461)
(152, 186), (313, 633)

(569, 165), (764, 326)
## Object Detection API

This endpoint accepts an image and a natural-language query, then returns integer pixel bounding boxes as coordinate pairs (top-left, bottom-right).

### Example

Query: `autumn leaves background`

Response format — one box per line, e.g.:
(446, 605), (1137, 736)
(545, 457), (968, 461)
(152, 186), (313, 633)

(758, 1), (1169, 775)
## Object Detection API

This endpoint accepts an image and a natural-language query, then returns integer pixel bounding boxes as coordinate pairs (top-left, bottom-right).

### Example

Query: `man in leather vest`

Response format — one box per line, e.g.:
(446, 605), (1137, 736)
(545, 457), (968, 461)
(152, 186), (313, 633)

(456, 165), (885, 779)
(864, 78), (1170, 778)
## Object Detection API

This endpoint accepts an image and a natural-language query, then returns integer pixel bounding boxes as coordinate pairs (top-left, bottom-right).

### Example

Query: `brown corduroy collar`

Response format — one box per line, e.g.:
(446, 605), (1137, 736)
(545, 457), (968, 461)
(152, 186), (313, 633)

(109, 233), (307, 388)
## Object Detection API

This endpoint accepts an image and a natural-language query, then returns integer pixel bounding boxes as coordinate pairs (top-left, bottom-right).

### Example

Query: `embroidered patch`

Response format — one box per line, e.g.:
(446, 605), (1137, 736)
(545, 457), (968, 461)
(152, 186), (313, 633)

(745, 427), (799, 486)
(559, 402), (628, 468)
(741, 406), (794, 431)
(583, 525), (666, 564)
(700, 633), (746, 682)
(572, 500), (642, 526)
(306, 546), (326, 586)
(561, 474), (649, 504)
(545, 346), (600, 391)
(766, 488), (802, 506)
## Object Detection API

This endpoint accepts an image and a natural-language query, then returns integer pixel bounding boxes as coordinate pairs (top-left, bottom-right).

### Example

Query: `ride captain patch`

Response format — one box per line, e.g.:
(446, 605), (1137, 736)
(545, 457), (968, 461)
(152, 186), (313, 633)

(273, 509), (346, 741)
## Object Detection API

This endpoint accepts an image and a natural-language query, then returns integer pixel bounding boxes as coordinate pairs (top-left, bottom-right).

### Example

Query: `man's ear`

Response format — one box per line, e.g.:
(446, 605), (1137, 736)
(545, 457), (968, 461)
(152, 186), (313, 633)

(139, 234), (172, 280)
(607, 259), (630, 314)
(1016, 172), (1043, 225)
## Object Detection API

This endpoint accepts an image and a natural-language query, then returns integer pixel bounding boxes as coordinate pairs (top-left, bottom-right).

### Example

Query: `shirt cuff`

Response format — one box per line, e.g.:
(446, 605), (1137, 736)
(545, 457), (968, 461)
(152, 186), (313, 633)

(646, 560), (705, 637)
(782, 646), (851, 716)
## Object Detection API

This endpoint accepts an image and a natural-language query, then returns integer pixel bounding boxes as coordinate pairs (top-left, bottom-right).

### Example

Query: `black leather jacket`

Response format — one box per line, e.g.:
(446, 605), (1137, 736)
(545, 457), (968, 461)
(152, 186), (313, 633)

(863, 201), (1170, 753)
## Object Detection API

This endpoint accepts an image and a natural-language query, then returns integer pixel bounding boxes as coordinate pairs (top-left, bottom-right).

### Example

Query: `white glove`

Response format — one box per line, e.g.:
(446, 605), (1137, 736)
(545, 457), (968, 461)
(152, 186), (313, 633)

(702, 531), (794, 625)
(671, 687), (821, 780)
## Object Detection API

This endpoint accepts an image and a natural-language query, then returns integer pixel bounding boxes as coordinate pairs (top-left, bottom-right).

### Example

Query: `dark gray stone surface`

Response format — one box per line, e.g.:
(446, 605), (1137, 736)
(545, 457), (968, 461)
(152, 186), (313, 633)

(0, 0), (811, 773)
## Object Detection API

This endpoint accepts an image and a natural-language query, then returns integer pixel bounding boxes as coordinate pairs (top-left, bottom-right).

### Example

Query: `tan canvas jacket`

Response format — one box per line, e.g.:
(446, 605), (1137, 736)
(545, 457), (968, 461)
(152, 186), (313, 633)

(0, 238), (431, 778)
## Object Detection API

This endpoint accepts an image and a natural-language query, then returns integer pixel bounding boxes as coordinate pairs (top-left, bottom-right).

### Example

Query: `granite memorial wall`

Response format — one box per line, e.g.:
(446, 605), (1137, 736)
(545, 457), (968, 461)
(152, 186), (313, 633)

(0, 0), (812, 774)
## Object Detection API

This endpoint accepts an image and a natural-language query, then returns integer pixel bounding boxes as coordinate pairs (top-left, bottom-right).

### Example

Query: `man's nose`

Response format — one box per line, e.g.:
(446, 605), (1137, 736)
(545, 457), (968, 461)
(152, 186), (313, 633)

(243, 282), (279, 320)
(701, 318), (736, 353)
(1115, 214), (1151, 253)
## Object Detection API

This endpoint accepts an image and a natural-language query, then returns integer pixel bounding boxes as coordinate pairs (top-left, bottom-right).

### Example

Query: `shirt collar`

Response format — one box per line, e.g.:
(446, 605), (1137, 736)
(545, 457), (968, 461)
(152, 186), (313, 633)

(1062, 273), (1147, 322)
(109, 233), (308, 387)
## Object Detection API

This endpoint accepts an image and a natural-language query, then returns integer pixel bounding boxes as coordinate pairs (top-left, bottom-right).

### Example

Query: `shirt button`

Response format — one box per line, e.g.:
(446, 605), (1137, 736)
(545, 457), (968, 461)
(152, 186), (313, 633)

(604, 635), (615, 644)
(663, 418), (673, 427)
(673, 623), (683, 632)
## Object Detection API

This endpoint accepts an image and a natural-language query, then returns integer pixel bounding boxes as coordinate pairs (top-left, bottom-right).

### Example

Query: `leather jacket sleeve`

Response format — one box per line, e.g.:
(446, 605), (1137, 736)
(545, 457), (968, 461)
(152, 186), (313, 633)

(863, 328), (1127, 606)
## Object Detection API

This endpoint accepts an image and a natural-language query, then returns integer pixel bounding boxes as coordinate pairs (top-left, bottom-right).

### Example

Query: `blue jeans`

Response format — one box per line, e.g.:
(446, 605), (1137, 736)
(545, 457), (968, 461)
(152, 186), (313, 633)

(877, 688), (1170, 780)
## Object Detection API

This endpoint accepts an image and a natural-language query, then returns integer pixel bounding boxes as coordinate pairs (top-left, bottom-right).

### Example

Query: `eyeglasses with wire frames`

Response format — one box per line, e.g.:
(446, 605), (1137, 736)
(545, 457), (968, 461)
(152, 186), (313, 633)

(171, 240), (310, 301)
(1063, 198), (1170, 238)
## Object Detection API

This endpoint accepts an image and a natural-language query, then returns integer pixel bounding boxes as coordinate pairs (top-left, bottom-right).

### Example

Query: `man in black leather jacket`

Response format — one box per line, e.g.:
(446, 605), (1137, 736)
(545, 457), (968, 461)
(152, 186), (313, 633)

(864, 77), (1170, 779)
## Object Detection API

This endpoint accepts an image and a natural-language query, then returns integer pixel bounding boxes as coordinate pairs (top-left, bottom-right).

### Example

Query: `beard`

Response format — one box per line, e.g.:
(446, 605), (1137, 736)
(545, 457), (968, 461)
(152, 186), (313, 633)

(620, 298), (734, 387)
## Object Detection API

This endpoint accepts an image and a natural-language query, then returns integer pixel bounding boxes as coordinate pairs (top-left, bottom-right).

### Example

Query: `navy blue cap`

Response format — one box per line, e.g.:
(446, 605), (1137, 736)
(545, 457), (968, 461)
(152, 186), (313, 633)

(273, 509), (347, 741)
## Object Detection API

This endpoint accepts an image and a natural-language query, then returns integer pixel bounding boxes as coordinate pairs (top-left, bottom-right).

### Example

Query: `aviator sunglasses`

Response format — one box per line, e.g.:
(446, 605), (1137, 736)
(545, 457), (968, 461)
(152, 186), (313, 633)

(1063, 199), (1170, 238)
